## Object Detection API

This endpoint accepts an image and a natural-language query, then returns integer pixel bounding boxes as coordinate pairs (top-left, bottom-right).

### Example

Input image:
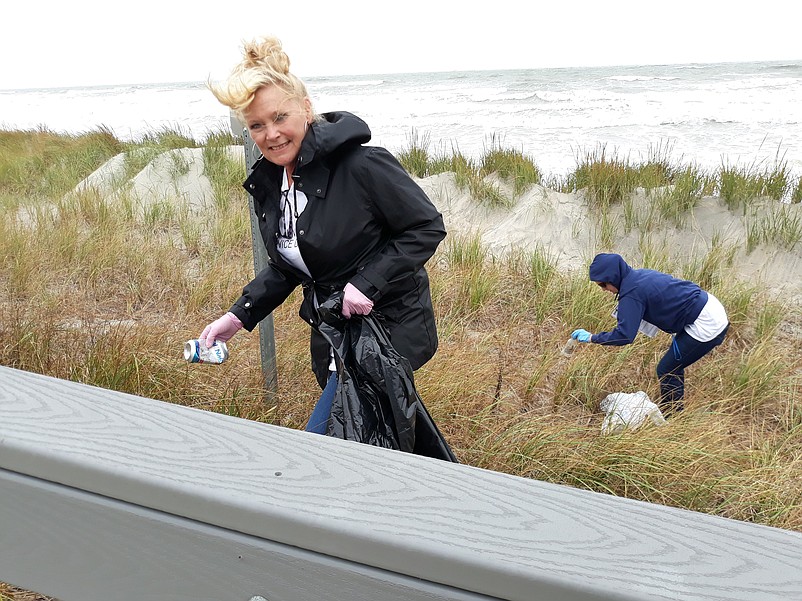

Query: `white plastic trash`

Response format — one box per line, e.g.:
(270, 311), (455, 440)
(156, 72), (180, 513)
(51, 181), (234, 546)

(600, 391), (666, 435)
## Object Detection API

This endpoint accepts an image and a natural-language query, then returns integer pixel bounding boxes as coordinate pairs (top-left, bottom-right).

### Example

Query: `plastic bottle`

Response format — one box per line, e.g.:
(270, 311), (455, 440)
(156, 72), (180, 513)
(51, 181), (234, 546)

(561, 338), (578, 357)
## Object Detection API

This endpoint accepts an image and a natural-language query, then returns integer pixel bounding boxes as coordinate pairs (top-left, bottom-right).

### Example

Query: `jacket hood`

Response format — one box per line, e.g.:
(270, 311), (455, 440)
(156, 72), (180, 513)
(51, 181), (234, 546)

(298, 111), (371, 167)
(589, 253), (631, 288)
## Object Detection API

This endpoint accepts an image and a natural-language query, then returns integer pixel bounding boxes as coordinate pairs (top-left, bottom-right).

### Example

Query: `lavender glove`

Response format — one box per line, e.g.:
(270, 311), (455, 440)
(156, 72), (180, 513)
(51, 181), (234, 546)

(200, 312), (243, 347)
(342, 282), (374, 319)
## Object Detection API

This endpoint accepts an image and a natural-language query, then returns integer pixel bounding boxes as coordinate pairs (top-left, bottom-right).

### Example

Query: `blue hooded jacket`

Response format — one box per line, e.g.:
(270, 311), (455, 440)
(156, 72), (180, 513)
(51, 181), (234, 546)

(588, 253), (708, 345)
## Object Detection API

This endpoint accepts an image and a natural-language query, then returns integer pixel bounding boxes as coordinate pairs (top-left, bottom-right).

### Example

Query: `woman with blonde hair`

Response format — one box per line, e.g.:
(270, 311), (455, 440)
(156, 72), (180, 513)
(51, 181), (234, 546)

(199, 36), (447, 447)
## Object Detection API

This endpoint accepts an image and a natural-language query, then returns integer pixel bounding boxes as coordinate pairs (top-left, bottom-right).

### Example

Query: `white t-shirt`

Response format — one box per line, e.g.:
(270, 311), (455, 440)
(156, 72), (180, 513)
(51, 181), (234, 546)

(686, 292), (729, 341)
(276, 173), (334, 371)
(277, 171), (311, 277)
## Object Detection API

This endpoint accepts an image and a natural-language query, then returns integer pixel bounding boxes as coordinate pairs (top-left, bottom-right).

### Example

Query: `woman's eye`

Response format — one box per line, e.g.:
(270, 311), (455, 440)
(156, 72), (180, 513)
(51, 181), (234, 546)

(249, 123), (262, 131)
(274, 113), (288, 123)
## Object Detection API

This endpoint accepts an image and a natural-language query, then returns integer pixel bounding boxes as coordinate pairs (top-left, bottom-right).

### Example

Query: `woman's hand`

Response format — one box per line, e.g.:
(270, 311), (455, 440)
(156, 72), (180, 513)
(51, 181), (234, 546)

(200, 312), (243, 347)
(342, 283), (373, 319)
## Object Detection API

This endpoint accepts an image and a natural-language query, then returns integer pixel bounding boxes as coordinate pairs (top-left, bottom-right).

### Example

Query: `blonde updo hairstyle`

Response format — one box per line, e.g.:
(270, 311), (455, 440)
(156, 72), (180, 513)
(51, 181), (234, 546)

(209, 36), (319, 124)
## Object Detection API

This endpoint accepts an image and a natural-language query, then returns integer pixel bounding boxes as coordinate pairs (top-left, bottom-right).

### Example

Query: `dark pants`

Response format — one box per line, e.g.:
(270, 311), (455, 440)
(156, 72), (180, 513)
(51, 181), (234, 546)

(656, 324), (729, 415)
(305, 372), (337, 434)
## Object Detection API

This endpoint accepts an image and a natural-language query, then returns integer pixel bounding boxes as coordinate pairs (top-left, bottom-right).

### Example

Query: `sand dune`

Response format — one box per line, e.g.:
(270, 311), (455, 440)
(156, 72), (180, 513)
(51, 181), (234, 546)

(75, 148), (802, 305)
(422, 173), (802, 304)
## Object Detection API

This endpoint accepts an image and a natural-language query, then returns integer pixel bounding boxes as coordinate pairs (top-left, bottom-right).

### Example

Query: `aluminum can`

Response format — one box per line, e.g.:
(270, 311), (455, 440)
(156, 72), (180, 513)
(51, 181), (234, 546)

(184, 339), (229, 364)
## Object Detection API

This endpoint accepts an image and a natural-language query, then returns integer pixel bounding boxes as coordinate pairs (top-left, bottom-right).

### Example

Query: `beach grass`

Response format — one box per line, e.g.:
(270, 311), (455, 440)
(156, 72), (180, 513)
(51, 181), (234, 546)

(792, 176), (802, 204)
(397, 128), (542, 207)
(719, 154), (793, 213)
(0, 126), (123, 203)
(1, 127), (801, 599)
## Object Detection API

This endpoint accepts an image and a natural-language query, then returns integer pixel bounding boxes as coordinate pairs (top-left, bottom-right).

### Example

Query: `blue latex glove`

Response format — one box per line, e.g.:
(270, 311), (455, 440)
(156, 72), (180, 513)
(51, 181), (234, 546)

(571, 328), (592, 343)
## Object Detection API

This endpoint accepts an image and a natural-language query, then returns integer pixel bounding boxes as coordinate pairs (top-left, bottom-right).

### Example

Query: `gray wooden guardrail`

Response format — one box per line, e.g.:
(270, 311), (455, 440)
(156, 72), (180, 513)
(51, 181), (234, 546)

(1, 364), (801, 601)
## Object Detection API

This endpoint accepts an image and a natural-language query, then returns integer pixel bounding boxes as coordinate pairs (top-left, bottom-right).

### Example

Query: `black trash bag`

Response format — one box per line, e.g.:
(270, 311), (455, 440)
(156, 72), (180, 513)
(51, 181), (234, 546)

(316, 292), (458, 463)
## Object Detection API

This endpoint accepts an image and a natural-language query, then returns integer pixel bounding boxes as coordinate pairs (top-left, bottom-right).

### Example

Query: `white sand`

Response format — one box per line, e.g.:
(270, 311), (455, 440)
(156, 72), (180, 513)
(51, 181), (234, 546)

(72, 148), (802, 304)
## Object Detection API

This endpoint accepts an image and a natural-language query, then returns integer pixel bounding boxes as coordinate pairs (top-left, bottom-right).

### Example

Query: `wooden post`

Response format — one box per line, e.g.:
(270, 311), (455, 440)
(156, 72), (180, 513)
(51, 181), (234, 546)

(230, 112), (278, 401)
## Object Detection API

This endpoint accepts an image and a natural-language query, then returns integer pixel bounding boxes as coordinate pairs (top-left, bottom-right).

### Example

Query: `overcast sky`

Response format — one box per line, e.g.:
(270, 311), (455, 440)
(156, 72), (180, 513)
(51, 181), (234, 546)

(2, 0), (799, 90)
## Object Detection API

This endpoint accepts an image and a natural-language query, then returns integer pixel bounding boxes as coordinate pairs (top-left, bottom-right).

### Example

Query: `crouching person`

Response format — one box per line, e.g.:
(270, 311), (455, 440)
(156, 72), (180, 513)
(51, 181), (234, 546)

(571, 253), (729, 416)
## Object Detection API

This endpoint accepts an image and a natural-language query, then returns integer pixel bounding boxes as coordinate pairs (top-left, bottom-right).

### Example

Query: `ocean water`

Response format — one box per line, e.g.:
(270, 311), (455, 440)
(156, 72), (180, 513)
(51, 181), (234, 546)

(1, 60), (800, 178)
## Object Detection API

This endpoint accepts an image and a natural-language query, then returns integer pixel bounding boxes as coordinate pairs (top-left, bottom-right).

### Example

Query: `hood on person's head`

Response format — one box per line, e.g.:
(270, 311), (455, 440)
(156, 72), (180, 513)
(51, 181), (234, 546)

(589, 253), (631, 289)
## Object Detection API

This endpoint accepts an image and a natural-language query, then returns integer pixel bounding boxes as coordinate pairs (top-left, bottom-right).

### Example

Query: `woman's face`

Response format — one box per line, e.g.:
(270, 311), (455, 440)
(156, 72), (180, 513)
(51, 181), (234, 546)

(244, 85), (311, 169)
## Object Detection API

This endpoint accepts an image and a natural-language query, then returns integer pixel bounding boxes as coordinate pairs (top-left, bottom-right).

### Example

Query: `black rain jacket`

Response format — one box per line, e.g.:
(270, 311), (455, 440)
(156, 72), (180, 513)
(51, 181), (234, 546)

(228, 111), (447, 387)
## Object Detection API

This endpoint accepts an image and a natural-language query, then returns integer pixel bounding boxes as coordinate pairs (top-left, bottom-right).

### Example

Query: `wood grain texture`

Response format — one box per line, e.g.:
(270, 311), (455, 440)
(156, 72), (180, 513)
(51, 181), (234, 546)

(0, 470), (493, 601)
(1, 365), (801, 601)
